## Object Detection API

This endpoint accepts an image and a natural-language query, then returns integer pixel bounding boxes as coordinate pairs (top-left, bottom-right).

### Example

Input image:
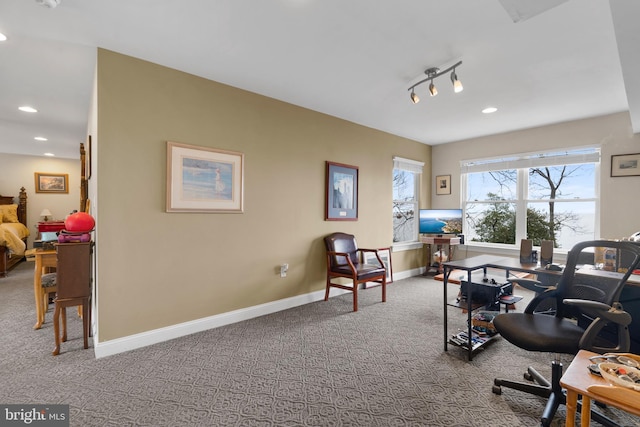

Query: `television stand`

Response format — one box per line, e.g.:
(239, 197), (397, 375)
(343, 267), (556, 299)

(421, 236), (461, 275)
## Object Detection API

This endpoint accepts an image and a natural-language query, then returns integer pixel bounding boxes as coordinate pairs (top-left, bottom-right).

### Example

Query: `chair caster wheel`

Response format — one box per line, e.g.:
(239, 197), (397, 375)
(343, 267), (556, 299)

(524, 372), (534, 381)
(492, 385), (502, 395)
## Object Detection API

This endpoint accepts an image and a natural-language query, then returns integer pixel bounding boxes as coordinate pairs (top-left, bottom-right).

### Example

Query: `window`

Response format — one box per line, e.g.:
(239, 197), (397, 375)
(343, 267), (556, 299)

(462, 147), (599, 250)
(393, 157), (423, 244)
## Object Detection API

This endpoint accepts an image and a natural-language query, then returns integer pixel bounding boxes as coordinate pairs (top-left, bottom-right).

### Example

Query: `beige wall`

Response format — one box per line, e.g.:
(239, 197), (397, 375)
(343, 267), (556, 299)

(431, 112), (640, 256)
(0, 154), (80, 247)
(95, 49), (431, 341)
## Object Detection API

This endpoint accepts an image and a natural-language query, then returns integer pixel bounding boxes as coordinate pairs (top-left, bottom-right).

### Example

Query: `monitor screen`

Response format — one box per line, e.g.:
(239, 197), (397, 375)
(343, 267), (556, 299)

(419, 209), (463, 234)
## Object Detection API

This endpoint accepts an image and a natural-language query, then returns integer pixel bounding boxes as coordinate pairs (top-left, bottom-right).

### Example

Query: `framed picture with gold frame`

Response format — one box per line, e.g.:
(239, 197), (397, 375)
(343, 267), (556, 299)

(34, 172), (69, 194)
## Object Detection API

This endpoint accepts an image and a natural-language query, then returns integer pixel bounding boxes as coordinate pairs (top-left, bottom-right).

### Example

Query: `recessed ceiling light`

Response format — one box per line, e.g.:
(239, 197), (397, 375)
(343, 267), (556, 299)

(34, 136), (48, 141)
(44, 153), (55, 157)
(19, 106), (38, 113)
(482, 107), (498, 114)
(0, 33), (7, 42)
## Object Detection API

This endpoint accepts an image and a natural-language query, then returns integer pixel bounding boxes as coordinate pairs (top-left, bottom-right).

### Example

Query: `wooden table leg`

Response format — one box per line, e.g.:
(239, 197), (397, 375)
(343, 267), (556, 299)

(580, 396), (591, 427)
(33, 257), (43, 330)
(565, 389), (577, 427)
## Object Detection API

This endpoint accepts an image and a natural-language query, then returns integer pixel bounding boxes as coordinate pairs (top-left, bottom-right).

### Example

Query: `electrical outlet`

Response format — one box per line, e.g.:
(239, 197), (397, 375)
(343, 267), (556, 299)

(280, 263), (288, 278)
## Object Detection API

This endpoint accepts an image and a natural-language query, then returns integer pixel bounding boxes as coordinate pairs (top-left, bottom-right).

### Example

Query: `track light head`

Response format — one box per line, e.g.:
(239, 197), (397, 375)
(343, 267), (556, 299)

(451, 70), (463, 93)
(410, 89), (420, 104)
(429, 81), (438, 97)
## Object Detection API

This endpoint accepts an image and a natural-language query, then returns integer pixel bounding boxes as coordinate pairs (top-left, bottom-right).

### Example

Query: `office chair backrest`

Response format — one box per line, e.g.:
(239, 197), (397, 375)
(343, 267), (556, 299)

(324, 232), (359, 268)
(554, 240), (640, 320)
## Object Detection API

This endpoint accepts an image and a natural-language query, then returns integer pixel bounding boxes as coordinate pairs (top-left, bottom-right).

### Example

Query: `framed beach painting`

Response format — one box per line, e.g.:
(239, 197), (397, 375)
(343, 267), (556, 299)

(166, 141), (244, 213)
(325, 161), (358, 221)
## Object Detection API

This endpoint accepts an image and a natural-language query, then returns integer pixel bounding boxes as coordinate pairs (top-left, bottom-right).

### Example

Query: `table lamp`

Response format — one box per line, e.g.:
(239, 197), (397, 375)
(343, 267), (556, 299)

(40, 208), (52, 222)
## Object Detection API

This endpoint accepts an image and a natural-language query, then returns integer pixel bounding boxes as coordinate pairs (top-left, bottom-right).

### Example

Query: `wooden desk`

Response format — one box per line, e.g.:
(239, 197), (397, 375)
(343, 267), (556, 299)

(33, 249), (56, 330)
(560, 349), (640, 427)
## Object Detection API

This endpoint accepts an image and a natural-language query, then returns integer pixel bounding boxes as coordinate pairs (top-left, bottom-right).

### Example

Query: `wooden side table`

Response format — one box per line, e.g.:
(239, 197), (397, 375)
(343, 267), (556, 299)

(421, 236), (461, 274)
(560, 349), (640, 427)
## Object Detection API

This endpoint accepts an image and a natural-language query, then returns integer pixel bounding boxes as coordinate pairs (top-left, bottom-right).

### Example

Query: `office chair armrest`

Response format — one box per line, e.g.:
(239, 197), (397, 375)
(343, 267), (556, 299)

(523, 286), (560, 314)
(507, 278), (550, 292)
(565, 299), (634, 353)
(564, 299), (633, 326)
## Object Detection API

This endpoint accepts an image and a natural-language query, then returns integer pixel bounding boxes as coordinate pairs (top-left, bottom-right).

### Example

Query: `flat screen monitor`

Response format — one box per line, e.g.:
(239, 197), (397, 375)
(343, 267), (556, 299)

(419, 209), (463, 235)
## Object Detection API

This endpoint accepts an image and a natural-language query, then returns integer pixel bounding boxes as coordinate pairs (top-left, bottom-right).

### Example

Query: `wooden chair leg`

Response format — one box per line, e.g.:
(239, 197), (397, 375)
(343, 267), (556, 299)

(61, 307), (67, 342)
(324, 278), (331, 301)
(82, 300), (90, 349)
(353, 282), (358, 312)
(382, 278), (386, 302)
(52, 304), (62, 356)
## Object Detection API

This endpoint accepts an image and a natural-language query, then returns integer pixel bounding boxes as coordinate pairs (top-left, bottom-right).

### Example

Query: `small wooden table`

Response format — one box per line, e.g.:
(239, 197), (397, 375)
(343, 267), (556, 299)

(421, 236), (461, 274)
(560, 349), (640, 427)
(33, 249), (57, 329)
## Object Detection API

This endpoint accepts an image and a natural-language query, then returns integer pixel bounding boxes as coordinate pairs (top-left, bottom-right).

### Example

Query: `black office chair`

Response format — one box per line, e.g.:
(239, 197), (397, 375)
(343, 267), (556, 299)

(492, 240), (640, 427)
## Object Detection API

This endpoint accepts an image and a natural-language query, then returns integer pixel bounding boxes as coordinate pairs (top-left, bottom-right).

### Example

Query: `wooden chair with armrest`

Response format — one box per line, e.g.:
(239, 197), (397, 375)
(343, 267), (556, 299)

(323, 232), (387, 312)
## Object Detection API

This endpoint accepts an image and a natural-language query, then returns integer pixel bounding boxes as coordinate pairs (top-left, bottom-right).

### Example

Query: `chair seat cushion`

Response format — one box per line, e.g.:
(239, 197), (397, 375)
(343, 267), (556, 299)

(493, 313), (584, 354)
(331, 263), (386, 281)
(41, 273), (57, 288)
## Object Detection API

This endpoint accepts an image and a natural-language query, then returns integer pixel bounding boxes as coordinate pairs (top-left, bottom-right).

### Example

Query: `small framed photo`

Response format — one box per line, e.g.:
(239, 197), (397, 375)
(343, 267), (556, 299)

(611, 153), (640, 177)
(34, 172), (69, 194)
(166, 141), (244, 213)
(325, 161), (358, 221)
(363, 248), (393, 287)
(435, 174), (451, 195)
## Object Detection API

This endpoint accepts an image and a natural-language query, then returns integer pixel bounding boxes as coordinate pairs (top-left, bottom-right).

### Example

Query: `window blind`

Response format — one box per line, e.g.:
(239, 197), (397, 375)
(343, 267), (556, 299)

(460, 147), (600, 174)
(393, 156), (424, 174)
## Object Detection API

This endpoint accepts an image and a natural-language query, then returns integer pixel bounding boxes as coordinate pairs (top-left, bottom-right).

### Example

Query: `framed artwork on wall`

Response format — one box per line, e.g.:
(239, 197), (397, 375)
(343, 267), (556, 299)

(34, 172), (69, 194)
(325, 161), (358, 221)
(435, 174), (451, 195)
(611, 153), (640, 177)
(363, 248), (393, 287)
(166, 141), (244, 213)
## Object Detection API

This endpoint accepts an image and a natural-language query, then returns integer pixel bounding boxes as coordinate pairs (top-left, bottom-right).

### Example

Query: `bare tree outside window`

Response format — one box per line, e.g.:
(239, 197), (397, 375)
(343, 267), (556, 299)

(393, 169), (417, 243)
(465, 162), (596, 248)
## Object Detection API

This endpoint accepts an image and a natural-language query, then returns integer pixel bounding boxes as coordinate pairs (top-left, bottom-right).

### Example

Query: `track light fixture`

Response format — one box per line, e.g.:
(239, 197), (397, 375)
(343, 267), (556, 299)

(407, 60), (463, 103)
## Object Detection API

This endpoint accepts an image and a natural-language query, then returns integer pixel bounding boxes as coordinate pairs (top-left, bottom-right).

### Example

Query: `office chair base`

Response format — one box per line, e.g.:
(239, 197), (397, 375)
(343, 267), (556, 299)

(493, 361), (620, 427)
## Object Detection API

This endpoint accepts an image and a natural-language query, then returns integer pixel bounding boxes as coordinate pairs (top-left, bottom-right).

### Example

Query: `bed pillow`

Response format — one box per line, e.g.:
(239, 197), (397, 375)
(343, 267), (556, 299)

(0, 204), (19, 223)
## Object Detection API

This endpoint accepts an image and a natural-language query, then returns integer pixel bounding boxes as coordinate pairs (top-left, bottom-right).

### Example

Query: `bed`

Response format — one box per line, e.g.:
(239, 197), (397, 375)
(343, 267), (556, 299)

(0, 187), (29, 277)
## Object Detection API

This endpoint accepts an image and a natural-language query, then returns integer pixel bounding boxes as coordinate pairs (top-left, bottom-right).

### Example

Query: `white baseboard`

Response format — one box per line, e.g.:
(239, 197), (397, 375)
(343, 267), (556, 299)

(94, 288), (347, 358)
(94, 268), (423, 358)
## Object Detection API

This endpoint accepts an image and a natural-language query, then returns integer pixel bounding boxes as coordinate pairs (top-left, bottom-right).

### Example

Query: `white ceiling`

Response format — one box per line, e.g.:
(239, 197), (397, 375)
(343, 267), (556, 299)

(0, 0), (638, 160)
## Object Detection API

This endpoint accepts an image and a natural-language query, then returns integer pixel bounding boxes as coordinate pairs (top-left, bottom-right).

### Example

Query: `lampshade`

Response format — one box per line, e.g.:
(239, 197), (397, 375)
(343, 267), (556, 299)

(40, 209), (52, 221)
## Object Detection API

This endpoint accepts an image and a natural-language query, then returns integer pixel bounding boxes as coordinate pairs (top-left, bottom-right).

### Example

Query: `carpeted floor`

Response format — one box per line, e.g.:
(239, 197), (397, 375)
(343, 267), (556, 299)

(1, 261), (638, 426)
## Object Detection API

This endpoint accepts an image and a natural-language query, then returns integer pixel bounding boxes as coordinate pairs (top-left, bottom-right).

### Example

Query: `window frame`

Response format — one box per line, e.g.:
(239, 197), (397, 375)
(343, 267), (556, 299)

(392, 157), (424, 251)
(461, 147), (600, 251)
